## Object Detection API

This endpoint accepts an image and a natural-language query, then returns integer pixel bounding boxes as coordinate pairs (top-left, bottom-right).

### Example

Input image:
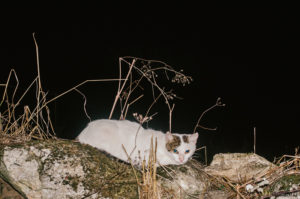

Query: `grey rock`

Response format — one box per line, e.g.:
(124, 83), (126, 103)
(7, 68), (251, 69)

(204, 153), (277, 183)
(0, 139), (208, 198)
(2, 141), (295, 199)
(0, 139), (139, 198)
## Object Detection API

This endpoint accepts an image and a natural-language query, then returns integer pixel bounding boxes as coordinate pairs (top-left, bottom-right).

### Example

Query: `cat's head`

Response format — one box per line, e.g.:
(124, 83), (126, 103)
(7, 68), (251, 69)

(165, 131), (198, 165)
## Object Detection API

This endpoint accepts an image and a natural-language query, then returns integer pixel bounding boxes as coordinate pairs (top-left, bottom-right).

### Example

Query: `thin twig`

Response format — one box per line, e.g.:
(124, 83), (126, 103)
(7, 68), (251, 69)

(169, 104), (175, 133)
(121, 77), (144, 119)
(0, 69), (17, 107)
(121, 144), (140, 185)
(193, 97), (225, 133)
(32, 33), (42, 130)
(254, 127), (256, 154)
(123, 94), (144, 119)
(144, 93), (163, 120)
(74, 88), (91, 122)
(44, 79), (124, 108)
(196, 146), (207, 166)
(109, 58), (136, 119)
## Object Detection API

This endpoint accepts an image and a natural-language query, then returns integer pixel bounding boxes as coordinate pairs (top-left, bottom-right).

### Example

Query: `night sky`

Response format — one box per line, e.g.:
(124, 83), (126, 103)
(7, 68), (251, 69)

(1, 12), (299, 163)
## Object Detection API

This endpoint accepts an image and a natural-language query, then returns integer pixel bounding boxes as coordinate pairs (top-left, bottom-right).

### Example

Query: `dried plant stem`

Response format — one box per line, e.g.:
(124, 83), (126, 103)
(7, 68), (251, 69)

(32, 33), (42, 130)
(122, 56), (190, 78)
(109, 58), (136, 119)
(139, 136), (159, 198)
(119, 57), (190, 120)
(0, 70), (19, 132)
(121, 77), (144, 119)
(169, 104), (175, 133)
(42, 79), (123, 109)
(193, 97), (225, 133)
(123, 94), (144, 119)
(121, 144), (140, 185)
(131, 63), (173, 112)
(144, 93), (162, 119)
(130, 125), (143, 158)
(14, 77), (38, 110)
(254, 127), (256, 154)
(74, 88), (91, 122)
(0, 69), (18, 107)
(0, 35), (58, 141)
(196, 146), (207, 166)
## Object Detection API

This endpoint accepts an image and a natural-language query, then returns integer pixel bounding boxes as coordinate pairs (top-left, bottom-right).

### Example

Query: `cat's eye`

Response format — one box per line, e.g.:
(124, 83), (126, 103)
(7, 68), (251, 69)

(185, 149), (190, 154)
(173, 149), (179, 154)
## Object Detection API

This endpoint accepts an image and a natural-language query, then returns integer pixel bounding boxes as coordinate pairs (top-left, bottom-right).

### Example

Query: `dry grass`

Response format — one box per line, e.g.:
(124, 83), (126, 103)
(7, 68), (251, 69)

(0, 34), (125, 144)
(139, 137), (159, 199)
(0, 43), (55, 143)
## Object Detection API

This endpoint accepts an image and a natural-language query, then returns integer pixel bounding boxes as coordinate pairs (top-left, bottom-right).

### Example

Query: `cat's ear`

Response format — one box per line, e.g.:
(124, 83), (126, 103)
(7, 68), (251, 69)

(165, 131), (173, 142)
(189, 132), (199, 144)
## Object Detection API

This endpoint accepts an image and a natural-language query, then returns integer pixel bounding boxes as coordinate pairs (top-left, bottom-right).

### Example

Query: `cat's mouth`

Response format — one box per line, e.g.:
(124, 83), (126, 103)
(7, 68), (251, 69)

(178, 154), (185, 163)
(177, 158), (186, 164)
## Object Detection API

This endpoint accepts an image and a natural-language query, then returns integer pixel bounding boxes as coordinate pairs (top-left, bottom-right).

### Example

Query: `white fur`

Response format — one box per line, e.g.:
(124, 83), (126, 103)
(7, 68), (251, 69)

(77, 119), (198, 166)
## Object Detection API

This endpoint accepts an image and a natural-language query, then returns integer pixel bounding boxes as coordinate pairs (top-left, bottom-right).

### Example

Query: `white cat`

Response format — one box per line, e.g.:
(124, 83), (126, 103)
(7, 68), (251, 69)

(77, 119), (198, 166)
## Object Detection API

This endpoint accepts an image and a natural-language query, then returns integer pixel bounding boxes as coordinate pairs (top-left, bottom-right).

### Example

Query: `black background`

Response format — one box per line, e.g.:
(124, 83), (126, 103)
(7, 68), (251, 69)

(1, 8), (299, 163)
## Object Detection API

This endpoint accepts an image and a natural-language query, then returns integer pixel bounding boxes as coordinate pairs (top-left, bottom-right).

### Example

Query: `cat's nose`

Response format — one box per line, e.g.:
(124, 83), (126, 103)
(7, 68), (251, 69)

(179, 155), (184, 163)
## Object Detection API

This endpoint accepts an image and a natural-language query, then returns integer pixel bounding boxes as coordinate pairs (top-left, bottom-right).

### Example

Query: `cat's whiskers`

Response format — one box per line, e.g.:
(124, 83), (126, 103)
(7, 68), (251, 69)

(195, 146), (206, 151)
(192, 154), (200, 158)
(194, 146), (207, 165)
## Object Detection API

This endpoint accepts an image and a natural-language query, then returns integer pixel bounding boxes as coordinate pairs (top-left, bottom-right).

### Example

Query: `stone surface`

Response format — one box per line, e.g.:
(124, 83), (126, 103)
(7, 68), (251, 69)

(0, 139), (139, 198)
(0, 139), (208, 199)
(3, 148), (42, 198)
(156, 160), (208, 198)
(204, 153), (277, 182)
(2, 140), (296, 199)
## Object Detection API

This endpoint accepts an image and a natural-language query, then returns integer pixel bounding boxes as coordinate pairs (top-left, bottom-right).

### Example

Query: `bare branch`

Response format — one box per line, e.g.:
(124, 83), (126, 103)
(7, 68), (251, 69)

(109, 58), (136, 119)
(44, 79), (124, 107)
(75, 88), (91, 122)
(123, 94), (144, 120)
(32, 33), (42, 128)
(169, 104), (175, 133)
(193, 97), (225, 133)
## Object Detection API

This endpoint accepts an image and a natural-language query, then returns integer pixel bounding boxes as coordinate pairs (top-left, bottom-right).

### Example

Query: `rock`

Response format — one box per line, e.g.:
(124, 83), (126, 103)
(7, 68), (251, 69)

(204, 153), (277, 183)
(0, 139), (208, 199)
(2, 140), (290, 199)
(0, 139), (139, 199)
(156, 160), (209, 198)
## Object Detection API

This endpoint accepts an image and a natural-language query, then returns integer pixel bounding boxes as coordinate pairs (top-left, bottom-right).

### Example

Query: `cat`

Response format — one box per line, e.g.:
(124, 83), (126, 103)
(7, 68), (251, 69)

(77, 119), (198, 166)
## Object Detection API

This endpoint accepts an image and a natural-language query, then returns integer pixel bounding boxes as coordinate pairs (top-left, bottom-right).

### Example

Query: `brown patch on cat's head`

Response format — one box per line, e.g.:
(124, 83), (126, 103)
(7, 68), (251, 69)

(182, 135), (189, 143)
(166, 135), (181, 152)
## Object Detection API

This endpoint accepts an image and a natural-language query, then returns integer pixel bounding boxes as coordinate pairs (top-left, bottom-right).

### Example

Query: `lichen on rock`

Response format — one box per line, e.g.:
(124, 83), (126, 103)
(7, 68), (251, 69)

(0, 139), (139, 198)
(0, 138), (212, 198)
(156, 160), (208, 197)
(3, 140), (294, 199)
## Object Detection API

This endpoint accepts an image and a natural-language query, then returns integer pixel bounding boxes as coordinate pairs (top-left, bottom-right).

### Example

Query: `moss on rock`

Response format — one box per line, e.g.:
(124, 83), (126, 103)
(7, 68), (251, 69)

(1, 139), (140, 198)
